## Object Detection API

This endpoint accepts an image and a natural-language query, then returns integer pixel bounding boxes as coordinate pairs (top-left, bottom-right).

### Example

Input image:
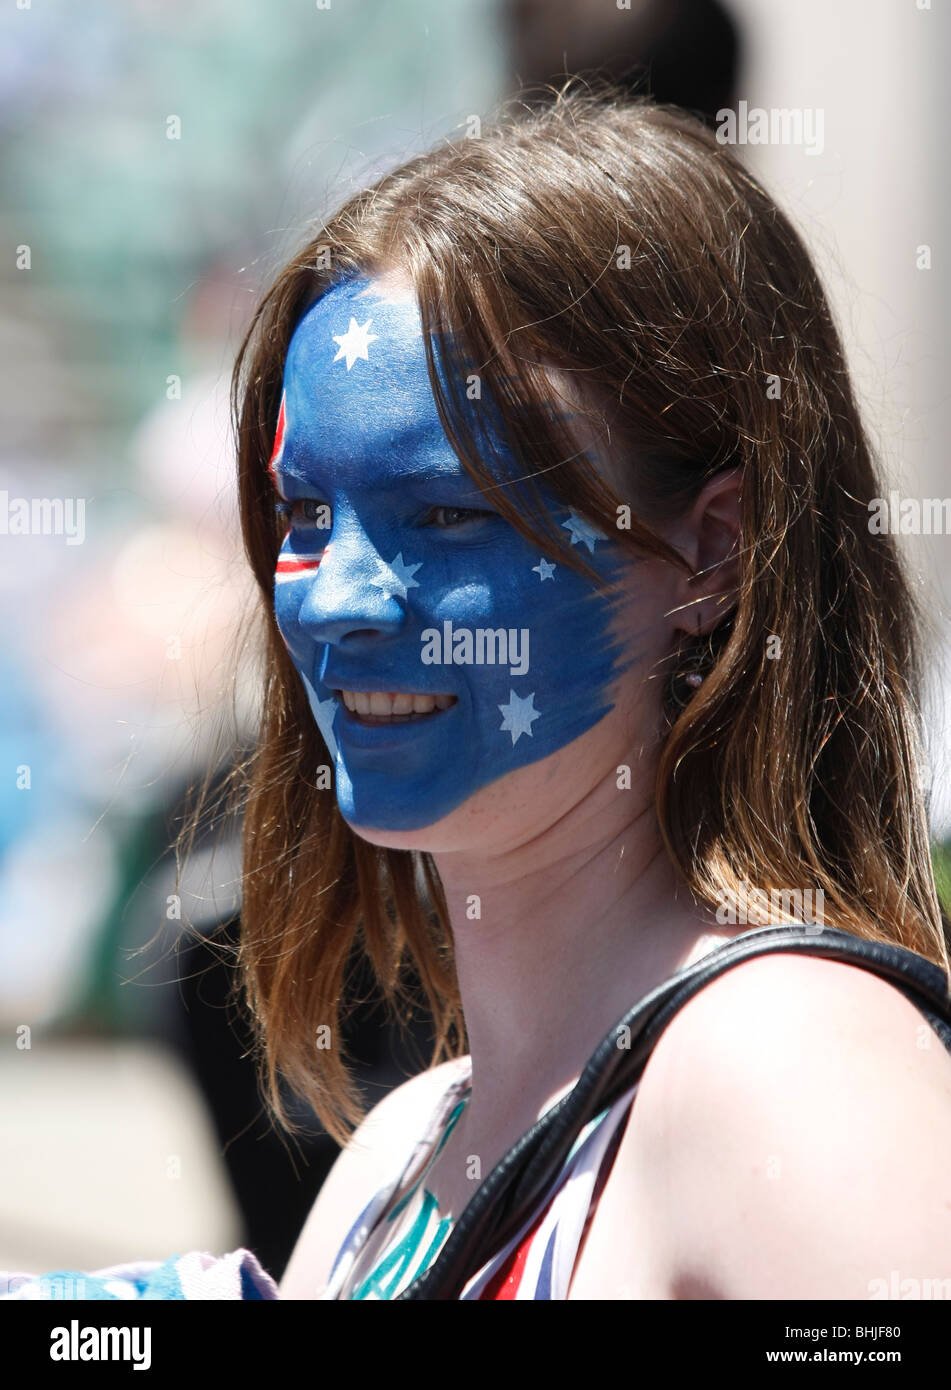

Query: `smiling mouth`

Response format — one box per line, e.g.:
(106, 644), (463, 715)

(335, 689), (458, 724)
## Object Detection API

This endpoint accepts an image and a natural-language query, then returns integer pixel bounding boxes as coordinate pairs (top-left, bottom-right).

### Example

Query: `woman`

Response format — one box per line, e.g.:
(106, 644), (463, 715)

(235, 81), (951, 1299)
(5, 79), (951, 1303)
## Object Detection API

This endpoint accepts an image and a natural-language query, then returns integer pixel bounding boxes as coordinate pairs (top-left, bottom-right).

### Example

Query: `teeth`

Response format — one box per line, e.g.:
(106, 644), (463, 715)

(338, 690), (456, 717)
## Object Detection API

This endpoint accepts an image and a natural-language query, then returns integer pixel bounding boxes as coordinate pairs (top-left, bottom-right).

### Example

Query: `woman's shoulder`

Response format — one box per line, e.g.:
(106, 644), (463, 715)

(280, 1055), (472, 1299)
(638, 943), (951, 1177)
(650, 942), (951, 1081)
(601, 944), (951, 1297)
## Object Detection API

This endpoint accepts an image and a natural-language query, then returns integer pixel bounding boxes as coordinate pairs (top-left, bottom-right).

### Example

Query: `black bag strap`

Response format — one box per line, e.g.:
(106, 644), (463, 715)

(395, 922), (951, 1300)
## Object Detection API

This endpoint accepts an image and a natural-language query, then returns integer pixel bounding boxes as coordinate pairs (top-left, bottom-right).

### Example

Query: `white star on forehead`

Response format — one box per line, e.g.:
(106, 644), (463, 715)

(532, 557), (556, 581)
(498, 689), (541, 745)
(562, 509), (605, 554)
(369, 552), (422, 600)
(332, 316), (379, 370)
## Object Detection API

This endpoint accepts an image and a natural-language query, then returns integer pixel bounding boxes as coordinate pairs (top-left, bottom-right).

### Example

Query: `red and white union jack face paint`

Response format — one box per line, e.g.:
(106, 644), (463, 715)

(271, 389), (335, 584)
(275, 541), (333, 583)
(268, 390), (286, 487)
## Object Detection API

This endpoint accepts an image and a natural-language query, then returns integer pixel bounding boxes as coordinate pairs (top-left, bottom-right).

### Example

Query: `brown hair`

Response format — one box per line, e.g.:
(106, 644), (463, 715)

(178, 78), (950, 1146)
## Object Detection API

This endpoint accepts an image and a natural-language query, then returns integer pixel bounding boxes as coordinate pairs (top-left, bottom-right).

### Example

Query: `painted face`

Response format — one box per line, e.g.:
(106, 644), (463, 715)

(271, 274), (633, 832)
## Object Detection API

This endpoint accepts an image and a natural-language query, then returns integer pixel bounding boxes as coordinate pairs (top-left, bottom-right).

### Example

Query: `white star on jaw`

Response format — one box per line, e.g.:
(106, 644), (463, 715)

(332, 317), (379, 371)
(300, 672), (339, 761)
(561, 509), (605, 554)
(532, 557), (556, 581)
(498, 689), (541, 745)
(369, 552), (422, 600)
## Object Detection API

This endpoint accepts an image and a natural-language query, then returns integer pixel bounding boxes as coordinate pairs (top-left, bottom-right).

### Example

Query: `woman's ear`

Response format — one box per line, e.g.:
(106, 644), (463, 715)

(668, 467), (743, 636)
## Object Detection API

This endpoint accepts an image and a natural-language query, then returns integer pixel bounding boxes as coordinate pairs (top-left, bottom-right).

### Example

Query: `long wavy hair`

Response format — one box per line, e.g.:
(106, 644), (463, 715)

(176, 79), (950, 1146)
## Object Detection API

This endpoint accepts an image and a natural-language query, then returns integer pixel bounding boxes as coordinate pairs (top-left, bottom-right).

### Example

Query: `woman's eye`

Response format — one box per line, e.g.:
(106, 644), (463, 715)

(425, 505), (496, 528)
(283, 498), (333, 530)
(274, 498), (493, 531)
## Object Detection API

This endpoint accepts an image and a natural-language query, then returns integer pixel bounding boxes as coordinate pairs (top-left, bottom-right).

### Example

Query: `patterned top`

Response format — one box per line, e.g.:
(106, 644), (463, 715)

(321, 1055), (639, 1300)
(0, 1059), (636, 1302)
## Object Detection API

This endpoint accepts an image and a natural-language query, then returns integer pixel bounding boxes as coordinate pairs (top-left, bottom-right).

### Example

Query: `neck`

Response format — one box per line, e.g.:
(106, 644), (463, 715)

(432, 772), (728, 1148)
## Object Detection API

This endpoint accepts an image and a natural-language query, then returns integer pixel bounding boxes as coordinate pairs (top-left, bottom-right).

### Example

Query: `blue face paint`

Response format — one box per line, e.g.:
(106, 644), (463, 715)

(271, 274), (633, 832)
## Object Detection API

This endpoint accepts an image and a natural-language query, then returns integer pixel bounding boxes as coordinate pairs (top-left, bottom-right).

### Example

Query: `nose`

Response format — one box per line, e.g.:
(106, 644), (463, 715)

(294, 520), (408, 647)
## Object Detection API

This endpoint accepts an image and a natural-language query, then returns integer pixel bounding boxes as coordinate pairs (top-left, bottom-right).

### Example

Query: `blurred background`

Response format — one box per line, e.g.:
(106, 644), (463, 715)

(1, 0), (949, 1283)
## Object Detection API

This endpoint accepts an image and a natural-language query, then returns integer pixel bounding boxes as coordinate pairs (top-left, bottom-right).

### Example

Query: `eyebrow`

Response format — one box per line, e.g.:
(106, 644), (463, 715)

(267, 403), (518, 501)
(271, 456), (494, 497)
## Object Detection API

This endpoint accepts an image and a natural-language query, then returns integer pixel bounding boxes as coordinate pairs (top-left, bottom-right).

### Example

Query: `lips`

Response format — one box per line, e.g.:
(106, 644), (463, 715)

(335, 689), (458, 724)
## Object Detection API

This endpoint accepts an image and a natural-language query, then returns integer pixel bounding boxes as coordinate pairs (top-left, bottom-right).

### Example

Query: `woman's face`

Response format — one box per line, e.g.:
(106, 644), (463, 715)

(271, 272), (675, 849)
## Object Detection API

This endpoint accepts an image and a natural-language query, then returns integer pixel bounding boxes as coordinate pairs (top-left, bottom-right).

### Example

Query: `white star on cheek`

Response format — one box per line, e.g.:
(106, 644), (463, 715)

(561, 509), (605, 554)
(498, 689), (541, 745)
(331, 316), (379, 371)
(369, 552), (422, 600)
(532, 557), (556, 581)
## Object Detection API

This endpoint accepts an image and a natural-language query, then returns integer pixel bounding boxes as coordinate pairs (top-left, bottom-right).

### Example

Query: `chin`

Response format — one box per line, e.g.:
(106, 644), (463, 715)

(340, 782), (511, 854)
(342, 816), (466, 854)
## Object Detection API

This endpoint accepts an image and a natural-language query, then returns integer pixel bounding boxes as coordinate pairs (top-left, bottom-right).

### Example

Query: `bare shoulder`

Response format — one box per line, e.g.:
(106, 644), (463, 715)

(279, 1057), (469, 1299)
(610, 949), (951, 1298)
(649, 946), (951, 1073)
(644, 948), (951, 1098)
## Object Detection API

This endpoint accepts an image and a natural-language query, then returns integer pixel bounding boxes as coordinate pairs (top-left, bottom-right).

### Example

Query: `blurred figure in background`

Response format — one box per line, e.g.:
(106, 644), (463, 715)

(505, 0), (739, 124)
